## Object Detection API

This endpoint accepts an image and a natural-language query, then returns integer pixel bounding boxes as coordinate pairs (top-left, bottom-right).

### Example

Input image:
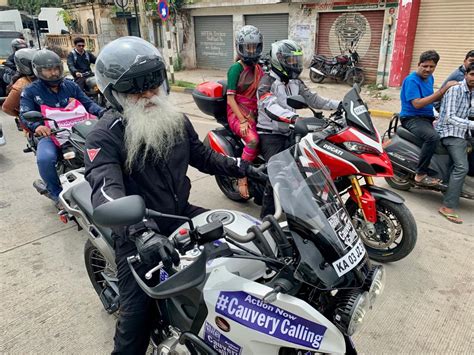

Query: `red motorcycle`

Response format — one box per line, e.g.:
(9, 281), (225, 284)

(193, 82), (417, 262)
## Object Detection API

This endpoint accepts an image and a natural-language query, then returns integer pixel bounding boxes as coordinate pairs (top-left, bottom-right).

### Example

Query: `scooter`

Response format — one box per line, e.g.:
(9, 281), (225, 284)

(58, 141), (385, 354)
(383, 114), (474, 199)
(81, 71), (106, 107)
(193, 82), (417, 262)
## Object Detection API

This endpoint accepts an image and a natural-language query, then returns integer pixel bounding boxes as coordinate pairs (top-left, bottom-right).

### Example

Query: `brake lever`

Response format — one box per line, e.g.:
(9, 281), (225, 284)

(145, 262), (164, 280)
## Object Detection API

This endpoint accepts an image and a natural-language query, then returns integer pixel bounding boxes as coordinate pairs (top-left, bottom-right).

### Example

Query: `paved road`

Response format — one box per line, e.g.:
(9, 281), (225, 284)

(0, 93), (472, 354)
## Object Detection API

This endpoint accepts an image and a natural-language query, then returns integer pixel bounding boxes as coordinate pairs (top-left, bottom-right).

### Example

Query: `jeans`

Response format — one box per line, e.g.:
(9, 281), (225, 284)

(442, 137), (469, 209)
(36, 137), (62, 200)
(112, 204), (206, 355)
(259, 134), (290, 219)
(401, 116), (439, 175)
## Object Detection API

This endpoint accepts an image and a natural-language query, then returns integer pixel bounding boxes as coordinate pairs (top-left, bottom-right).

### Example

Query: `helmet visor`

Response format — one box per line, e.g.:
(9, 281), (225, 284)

(36, 64), (64, 82)
(238, 43), (263, 59)
(282, 51), (303, 74)
(113, 68), (166, 94)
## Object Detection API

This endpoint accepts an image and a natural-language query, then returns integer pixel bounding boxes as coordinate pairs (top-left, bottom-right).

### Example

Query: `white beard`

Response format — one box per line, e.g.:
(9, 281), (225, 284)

(118, 90), (185, 172)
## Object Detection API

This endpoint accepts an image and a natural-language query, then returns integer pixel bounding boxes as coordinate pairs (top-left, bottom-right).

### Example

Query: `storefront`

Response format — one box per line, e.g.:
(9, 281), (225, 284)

(245, 14), (289, 56)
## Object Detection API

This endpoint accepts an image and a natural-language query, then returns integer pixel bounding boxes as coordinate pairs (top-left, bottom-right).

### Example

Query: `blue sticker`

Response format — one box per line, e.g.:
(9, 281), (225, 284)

(215, 291), (326, 350)
(159, 269), (169, 282)
(241, 213), (262, 225)
(204, 321), (242, 355)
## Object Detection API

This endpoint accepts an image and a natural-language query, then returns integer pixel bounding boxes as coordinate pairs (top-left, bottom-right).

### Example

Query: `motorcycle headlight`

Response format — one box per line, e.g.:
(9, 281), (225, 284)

(333, 291), (370, 336)
(368, 265), (385, 307)
(343, 141), (380, 155)
(63, 151), (76, 160)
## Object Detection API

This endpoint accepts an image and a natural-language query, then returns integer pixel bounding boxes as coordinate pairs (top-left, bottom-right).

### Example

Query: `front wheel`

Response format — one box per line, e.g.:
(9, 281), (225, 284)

(215, 175), (250, 202)
(346, 199), (417, 262)
(346, 68), (365, 86)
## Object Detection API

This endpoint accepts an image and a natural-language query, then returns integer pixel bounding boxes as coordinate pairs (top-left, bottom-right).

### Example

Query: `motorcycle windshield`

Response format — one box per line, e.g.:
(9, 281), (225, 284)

(342, 87), (377, 139)
(268, 148), (367, 289)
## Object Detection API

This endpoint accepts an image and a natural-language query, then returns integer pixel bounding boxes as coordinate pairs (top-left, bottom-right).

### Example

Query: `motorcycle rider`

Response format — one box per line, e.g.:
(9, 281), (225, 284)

(66, 37), (97, 91)
(257, 39), (340, 218)
(2, 48), (37, 119)
(19, 49), (104, 204)
(399, 50), (458, 186)
(227, 25), (265, 198)
(84, 36), (264, 354)
(436, 62), (474, 224)
(3, 38), (28, 86)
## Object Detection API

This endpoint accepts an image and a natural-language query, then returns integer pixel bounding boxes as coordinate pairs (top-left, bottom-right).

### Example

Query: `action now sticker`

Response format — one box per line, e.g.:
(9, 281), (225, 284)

(204, 321), (242, 355)
(215, 291), (326, 350)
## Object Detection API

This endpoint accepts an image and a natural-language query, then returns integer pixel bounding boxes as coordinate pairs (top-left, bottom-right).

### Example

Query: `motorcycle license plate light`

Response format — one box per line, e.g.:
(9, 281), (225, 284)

(63, 151), (76, 160)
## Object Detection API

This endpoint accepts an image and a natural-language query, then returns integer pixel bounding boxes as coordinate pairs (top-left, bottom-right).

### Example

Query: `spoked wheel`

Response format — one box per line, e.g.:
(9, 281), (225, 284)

(84, 240), (119, 313)
(346, 69), (365, 86)
(346, 199), (417, 262)
(385, 176), (412, 191)
(215, 175), (250, 202)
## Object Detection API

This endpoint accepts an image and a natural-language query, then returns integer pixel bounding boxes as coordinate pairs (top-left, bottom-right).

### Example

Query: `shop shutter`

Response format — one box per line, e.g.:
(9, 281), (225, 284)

(316, 11), (385, 83)
(245, 14), (289, 56)
(409, 0), (474, 87)
(194, 16), (234, 70)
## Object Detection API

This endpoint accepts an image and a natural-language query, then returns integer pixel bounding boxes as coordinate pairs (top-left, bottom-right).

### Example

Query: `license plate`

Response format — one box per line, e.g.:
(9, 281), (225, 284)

(332, 239), (366, 277)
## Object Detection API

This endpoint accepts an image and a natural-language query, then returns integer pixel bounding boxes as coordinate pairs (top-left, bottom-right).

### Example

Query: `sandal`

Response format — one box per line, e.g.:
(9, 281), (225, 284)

(438, 208), (463, 224)
(238, 177), (250, 199)
(415, 175), (441, 186)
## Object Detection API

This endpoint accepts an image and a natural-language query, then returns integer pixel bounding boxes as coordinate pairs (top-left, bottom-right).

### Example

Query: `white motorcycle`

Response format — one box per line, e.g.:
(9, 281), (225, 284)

(59, 145), (385, 354)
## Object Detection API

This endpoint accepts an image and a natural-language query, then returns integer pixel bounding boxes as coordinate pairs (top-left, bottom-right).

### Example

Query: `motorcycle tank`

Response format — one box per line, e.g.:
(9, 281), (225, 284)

(71, 119), (98, 139)
(200, 267), (346, 354)
(268, 148), (369, 290)
(169, 210), (277, 281)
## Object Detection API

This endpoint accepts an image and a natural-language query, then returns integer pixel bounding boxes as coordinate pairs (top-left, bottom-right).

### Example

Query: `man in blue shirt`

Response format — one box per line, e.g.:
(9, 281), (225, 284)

(400, 50), (458, 186)
(20, 49), (104, 204)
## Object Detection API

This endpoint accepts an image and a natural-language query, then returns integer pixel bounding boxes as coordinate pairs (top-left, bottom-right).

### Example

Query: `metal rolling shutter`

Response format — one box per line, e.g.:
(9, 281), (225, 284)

(245, 14), (289, 56)
(409, 0), (474, 87)
(194, 16), (233, 69)
(316, 11), (384, 83)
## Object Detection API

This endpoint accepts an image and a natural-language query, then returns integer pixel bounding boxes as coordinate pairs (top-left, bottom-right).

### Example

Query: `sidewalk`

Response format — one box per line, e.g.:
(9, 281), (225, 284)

(172, 68), (401, 118)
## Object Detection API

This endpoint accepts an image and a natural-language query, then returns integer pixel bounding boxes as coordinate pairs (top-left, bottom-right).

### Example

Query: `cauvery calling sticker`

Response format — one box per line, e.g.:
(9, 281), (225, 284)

(215, 291), (327, 350)
(204, 322), (242, 355)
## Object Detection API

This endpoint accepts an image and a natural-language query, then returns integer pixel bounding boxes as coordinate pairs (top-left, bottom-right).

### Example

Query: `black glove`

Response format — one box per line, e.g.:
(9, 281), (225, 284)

(135, 231), (180, 270)
(239, 160), (267, 181)
(290, 115), (298, 124)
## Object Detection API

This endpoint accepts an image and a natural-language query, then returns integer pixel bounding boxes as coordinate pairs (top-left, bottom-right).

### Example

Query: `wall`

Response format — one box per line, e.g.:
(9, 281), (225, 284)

(0, 9), (23, 31)
(38, 8), (67, 34)
(288, 5), (316, 66)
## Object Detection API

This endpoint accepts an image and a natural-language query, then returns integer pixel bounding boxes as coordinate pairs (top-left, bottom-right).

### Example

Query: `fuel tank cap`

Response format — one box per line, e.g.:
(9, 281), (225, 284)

(206, 211), (235, 225)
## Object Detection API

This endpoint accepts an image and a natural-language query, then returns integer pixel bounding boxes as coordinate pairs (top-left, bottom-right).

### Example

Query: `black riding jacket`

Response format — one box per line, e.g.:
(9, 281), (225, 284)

(85, 110), (244, 235)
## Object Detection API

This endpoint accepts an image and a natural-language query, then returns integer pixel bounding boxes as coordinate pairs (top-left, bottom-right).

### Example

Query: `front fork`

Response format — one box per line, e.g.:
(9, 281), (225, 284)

(348, 176), (377, 235)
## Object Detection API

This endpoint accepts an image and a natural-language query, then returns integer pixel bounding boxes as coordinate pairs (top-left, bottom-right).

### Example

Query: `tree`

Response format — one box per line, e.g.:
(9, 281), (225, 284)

(8, 0), (63, 15)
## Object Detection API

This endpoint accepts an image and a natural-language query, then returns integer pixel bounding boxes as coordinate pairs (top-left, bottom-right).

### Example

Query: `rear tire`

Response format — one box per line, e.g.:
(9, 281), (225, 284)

(215, 175), (249, 202)
(309, 63), (325, 83)
(346, 199), (417, 263)
(84, 239), (117, 299)
(385, 176), (412, 191)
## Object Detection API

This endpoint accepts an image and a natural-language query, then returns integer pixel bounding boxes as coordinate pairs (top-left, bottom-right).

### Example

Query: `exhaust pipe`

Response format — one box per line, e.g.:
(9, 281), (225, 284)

(310, 67), (326, 76)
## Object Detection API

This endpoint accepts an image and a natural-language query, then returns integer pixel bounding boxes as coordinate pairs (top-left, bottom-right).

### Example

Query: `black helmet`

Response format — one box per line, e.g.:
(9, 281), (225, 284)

(32, 49), (64, 86)
(11, 38), (27, 52)
(14, 48), (37, 76)
(95, 36), (168, 112)
(270, 40), (304, 81)
(235, 25), (263, 65)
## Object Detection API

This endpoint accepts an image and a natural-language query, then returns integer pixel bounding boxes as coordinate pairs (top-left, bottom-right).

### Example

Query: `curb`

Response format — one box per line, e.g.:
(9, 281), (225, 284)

(369, 109), (394, 118)
(170, 85), (194, 94)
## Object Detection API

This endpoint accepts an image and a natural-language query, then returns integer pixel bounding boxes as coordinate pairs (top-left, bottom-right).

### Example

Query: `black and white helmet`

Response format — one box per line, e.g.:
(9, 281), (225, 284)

(14, 48), (36, 76)
(95, 36), (168, 112)
(235, 25), (263, 64)
(11, 38), (27, 52)
(270, 39), (304, 81)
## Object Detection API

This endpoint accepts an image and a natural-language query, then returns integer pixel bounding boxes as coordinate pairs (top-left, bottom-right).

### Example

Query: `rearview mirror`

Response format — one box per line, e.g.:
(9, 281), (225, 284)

(22, 111), (44, 123)
(93, 195), (146, 227)
(287, 96), (308, 110)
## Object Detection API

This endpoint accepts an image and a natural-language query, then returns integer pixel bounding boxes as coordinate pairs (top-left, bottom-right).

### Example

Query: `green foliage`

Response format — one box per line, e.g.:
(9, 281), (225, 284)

(58, 9), (74, 30)
(173, 54), (184, 72)
(8, 0), (63, 15)
(174, 80), (196, 89)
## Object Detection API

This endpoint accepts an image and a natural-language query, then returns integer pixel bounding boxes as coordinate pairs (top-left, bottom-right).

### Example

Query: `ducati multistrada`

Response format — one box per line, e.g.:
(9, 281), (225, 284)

(193, 82), (417, 262)
(58, 144), (386, 354)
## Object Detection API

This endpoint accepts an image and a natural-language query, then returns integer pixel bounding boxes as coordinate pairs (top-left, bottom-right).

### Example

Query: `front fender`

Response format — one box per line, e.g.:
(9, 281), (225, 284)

(366, 185), (405, 204)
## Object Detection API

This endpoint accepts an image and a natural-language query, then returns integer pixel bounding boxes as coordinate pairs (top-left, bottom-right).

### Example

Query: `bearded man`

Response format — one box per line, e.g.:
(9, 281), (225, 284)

(85, 37), (263, 354)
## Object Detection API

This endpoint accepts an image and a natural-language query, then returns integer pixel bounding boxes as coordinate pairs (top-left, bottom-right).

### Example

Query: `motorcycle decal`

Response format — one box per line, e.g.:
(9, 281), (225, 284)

(241, 213), (262, 225)
(215, 291), (327, 350)
(327, 208), (358, 249)
(349, 101), (371, 131)
(332, 239), (366, 277)
(87, 148), (101, 162)
(204, 321), (242, 355)
(353, 105), (368, 116)
(159, 269), (169, 282)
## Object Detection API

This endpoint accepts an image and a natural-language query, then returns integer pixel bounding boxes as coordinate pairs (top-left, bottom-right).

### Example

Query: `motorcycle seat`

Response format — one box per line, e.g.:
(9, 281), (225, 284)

(396, 126), (448, 155)
(70, 181), (114, 246)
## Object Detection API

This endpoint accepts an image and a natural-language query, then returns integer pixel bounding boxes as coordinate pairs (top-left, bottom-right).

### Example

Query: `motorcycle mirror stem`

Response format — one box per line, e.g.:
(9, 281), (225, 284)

(146, 209), (195, 230)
